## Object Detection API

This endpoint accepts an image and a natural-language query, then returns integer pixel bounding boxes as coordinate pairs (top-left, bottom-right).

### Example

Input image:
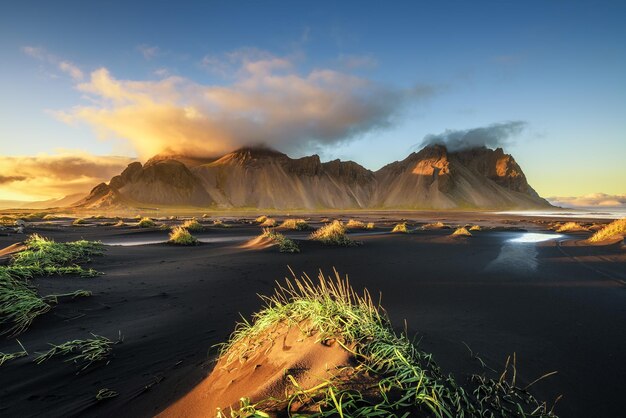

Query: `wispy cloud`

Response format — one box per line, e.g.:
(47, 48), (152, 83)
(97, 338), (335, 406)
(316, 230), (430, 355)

(0, 153), (134, 200)
(22, 45), (83, 80)
(137, 44), (160, 60)
(547, 193), (626, 208)
(418, 121), (527, 152)
(337, 53), (378, 70)
(57, 49), (434, 158)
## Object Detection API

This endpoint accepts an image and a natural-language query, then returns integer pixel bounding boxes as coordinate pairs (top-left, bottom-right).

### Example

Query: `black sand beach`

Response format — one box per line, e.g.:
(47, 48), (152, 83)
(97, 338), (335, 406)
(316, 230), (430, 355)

(0, 213), (624, 417)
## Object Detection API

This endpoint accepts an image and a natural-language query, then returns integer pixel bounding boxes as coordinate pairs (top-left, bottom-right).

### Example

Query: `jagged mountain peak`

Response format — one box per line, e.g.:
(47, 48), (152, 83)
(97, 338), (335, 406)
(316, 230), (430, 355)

(74, 145), (550, 210)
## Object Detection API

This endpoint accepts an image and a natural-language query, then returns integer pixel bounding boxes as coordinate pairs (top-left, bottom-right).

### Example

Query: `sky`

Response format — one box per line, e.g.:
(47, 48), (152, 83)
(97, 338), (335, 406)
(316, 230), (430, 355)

(1, 0), (625, 201)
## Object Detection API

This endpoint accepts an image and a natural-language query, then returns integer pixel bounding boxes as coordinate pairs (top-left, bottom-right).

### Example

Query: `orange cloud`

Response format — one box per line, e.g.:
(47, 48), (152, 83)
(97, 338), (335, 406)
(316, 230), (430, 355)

(0, 153), (134, 201)
(57, 51), (433, 158)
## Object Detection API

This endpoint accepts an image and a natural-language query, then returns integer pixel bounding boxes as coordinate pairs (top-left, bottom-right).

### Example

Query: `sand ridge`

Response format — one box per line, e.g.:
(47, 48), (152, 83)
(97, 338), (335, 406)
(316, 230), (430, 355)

(159, 320), (354, 416)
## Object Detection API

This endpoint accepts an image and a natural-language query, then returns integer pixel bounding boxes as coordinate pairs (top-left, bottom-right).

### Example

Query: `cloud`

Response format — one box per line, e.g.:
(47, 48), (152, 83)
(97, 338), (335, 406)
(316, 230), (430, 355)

(137, 44), (160, 60)
(0, 153), (134, 200)
(0, 175), (27, 184)
(22, 45), (83, 80)
(58, 61), (83, 80)
(547, 193), (626, 208)
(419, 121), (527, 152)
(58, 50), (433, 158)
(337, 54), (378, 70)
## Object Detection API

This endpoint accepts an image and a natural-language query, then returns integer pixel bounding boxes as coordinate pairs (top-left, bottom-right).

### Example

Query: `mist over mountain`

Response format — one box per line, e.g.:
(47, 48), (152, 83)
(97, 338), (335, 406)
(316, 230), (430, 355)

(75, 144), (550, 210)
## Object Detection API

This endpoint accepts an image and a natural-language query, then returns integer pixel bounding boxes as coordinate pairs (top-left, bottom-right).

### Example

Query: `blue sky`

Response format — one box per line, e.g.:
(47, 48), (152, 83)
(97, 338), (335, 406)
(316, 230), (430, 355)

(1, 0), (625, 200)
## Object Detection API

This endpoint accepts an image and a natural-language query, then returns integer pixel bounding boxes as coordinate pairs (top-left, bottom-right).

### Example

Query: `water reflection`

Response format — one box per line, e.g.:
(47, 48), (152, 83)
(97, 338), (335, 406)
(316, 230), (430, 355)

(486, 232), (562, 273)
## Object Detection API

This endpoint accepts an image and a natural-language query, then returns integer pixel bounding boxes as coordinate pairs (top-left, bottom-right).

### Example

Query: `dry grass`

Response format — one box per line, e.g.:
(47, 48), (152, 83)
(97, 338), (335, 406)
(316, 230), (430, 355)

(168, 226), (199, 245)
(255, 215), (268, 224)
(588, 218), (626, 243)
(422, 221), (447, 230)
(180, 218), (204, 232)
(452, 227), (472, 237)
(345, 219), (375, 230)
(213, 219), (231, 228)
(391, 222), (408, 233)
(278, 218), (311, 230)
(555, 222), (588, 233)
(72, 218), (86, 226)
(260, 218), (277, 227)
(469, 225), (482, 231)
(309, 220), (357, 246)
(114, 220), (125, 227)
(261, 228), (300, 253)
(137, 217), (156, 228)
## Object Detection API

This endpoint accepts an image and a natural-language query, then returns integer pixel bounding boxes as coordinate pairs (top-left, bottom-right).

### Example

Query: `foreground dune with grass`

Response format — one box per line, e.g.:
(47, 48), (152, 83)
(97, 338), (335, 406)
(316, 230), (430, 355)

(587, 218), (626, 243)
(160, 270), (558, 417)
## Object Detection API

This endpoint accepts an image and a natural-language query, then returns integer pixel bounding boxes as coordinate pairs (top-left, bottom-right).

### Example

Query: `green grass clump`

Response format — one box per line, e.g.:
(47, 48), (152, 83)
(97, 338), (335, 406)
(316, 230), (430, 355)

(137, 217), (156, 228)
(391, 222), (409, 233)
(72, 218), (86, 226)
(168, 226), (199, 246)
(35, 333), (120, 371)
(217, 270), (559, 416)
(0, 234), (101, 336)
(278, 218), (311, 231)
(309, 220), (357, 246)
(180, 218), (204, 231)
(452, 227), (472, 237)
(588, 218), (626, 242)
(0, 274), (52, 337)
(261, 228), (300, 253)
(0, 340), (28, 366)
(12, 234), (103, 271)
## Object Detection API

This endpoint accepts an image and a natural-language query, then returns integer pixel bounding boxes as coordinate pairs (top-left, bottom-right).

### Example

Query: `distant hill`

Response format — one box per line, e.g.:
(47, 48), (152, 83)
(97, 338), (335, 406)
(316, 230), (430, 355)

(0, 193), (84, 210)
(73, 145), (551, 210)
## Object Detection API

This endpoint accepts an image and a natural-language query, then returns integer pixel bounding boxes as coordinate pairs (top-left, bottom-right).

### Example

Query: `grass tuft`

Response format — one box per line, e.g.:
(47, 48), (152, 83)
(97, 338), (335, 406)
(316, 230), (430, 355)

(72, 218), (86, 226)
(588, 218), (626, 242)
(35, 333), (121, 371)
(168, 226), (199, 246)
(469, 225), (482, 231)
(255, 215), (268, 224)
(391, 222), (409, 233)
(309, 220), (358, 246)
(180, 218), (204, 232)
(0, 340), (28, 366)
(260, 218), (277, 227)
(452, 227), (472, 237)
(346, 219), (374, 230)
(422, 221), (447, 230)
(261, 228), (300, 253)
(96, 388), (119, 401)
(0, 234), (102, 336)
(137, 217), (156, 228)
(278, 218), (311, 230)
(213, 219), (231, 228)
(555, 222), (587, 233)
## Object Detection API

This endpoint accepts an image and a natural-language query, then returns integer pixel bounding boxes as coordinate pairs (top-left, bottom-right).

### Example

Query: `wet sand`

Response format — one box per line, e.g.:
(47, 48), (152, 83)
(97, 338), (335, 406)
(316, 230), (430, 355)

(0, 213), (624, 417)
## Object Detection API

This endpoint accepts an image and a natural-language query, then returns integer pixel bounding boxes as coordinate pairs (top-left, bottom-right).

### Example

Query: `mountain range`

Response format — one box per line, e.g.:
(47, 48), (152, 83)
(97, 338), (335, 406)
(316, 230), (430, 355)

(74, 145), (550, 210)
